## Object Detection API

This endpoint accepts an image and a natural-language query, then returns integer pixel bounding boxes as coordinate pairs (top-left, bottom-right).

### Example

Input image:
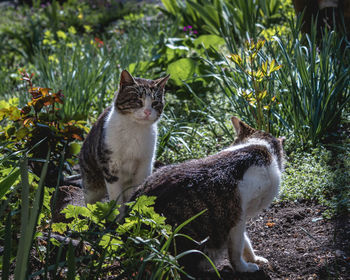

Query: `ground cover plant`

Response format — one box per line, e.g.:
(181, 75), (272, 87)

(0, 0), (349, 279)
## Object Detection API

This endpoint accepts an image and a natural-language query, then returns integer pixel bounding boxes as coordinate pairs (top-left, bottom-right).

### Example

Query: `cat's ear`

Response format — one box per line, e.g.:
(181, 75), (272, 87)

(120, 70), (136, 87)
(231, 116), (255, 137)
(278, 136), (286, 146)
(154, 74), (170, 90)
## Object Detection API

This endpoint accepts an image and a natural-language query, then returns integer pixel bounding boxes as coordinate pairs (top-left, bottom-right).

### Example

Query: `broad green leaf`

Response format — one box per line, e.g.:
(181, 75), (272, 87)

(52, 222), (68, 234)
(62, 205), (90, 219)
(94, 200), (120, 222)
(16, 127), (29, 140)
(99, 234), (122, 250)
(167, 58), (197, 85)
(194, 34), (225, 50)
(69, 142), (81, 155)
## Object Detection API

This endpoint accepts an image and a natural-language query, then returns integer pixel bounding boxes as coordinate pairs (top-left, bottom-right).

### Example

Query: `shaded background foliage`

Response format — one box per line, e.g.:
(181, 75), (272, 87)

(0, 0), (349, 279)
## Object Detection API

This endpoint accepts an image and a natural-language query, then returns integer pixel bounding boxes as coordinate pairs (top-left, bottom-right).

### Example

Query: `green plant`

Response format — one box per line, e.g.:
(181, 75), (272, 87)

(0, 70), (86, 186)
(0, 149), (50, 279)
(161, 0), (291, 52)
(48, 196), (218, 279)
(34, 39), (115, 121)
(203, 38), (285, 136)
(280, 145), (350, 218)
(227, 39), (282, 132)
(272, 22), (350, 144)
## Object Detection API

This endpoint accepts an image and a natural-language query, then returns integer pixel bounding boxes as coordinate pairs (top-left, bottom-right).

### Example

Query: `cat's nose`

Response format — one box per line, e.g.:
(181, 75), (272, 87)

(144, 109), (152, 116)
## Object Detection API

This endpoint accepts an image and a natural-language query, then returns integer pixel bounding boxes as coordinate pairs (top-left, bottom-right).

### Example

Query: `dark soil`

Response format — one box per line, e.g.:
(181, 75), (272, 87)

(201, 201), (350, 280)
(53, 186), (350, 280)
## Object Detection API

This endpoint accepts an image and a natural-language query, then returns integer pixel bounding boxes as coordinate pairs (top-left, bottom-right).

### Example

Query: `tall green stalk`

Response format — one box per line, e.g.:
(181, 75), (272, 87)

(14, 151), (49, 279)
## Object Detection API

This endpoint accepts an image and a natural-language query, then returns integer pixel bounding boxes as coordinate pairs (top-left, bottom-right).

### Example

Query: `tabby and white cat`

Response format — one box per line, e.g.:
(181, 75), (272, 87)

(130, 117), (284, 274)
(79, 70), (170, 204)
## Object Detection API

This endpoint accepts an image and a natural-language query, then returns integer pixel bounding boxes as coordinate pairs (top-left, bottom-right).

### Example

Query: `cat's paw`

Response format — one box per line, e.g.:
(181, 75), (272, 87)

(235, 261), (259, 273)
(253, 256), (269, 264)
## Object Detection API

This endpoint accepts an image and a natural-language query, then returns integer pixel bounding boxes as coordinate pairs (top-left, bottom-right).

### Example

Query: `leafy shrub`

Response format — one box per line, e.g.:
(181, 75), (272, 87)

(0, 70), (86, 186)
(227, 39), (282, 133)
(161, 0), (293, 51)
(48, 196), (215, 279)
(203, 38), (285, 136)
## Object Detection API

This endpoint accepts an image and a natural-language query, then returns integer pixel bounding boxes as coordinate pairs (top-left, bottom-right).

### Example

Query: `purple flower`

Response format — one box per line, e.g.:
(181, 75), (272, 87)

(187, 25), (192, 29)
(184, 26), (187, 31)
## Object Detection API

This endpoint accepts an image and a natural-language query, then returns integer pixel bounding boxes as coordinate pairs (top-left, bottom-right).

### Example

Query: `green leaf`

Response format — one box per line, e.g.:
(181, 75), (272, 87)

(167, 58), (197, 85)
(62, 205), (90, 219)
(93, 200), (120, 222)
(14, 152), (49, 280)
(68, 142), (81, 155)
(52, 222), (68, 234)
(67, 242), (76, 280)
(50, 237), (61, 247)
(194, 34), (225, 50)
(99, 234), (122, 250)
(161, 0), (179, 15)
(131, 195), (156, 211)
(0, 168), (20, 199)
(16, 127), (29, 140)
(2, 212), (12, 280)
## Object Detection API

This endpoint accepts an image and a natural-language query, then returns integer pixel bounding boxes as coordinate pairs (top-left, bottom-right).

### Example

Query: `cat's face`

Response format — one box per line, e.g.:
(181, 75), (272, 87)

(115, 70), (170, 124)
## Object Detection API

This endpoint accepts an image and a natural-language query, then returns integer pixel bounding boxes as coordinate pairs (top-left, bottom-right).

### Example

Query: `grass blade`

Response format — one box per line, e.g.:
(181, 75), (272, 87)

(0, 168), (20, 199)
(67, 241), (76, 280)
(14, 150), (50, 280)
(2, 211), (12, 280)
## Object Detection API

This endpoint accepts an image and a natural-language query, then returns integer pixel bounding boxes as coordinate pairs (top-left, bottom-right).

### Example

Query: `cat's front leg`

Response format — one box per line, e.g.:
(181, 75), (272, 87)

(228, 220), (260, 273)
(105, 180), (124, 204)
(243, 232), (268, 264)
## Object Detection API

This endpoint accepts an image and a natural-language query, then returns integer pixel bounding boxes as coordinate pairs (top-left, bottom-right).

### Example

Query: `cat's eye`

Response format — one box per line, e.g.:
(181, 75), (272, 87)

(152, 101), (160, 107)
(136, 99), (143, 107)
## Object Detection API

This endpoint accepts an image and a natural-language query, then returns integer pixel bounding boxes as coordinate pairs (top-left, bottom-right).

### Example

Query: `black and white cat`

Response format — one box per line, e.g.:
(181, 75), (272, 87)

(79, 70), (170, 204)
(130, 116), (284, 274)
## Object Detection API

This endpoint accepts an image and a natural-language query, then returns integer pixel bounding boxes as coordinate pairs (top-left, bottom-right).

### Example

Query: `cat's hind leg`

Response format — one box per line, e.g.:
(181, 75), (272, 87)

(228, 220), (259, 273)
(243, 232), (268, 264)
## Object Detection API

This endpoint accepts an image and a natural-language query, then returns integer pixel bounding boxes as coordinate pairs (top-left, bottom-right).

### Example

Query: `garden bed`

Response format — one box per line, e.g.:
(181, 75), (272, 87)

(201, 201), (350, 280)
(53, 186), (350, 279)
(197, 201), (350, 280)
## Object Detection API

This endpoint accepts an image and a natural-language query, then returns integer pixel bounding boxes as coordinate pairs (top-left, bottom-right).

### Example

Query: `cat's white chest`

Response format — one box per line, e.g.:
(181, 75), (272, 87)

(104, 109), (156, 180)
(238, 160), (281, 217)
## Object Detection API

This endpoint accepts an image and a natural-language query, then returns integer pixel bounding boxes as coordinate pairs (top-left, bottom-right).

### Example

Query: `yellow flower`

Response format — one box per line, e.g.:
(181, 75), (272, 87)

(68, 26), (77, 35)
(49, 55), (59, 64)
(78, 13), (83, 20)
(44, 30), (52, 38)
(84, 25), (92, 33)
(67, 42), (76, 48)
(43, 30), (54, 45)
(57, 30), (67, 40)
